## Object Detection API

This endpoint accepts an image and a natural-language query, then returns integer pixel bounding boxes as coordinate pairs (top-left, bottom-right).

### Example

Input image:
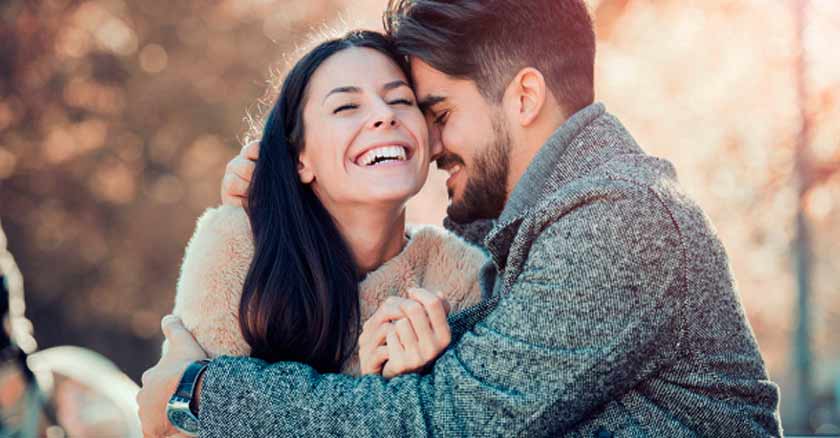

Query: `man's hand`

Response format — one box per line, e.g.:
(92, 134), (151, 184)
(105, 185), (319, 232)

(221, 140), (259, 207)
(358, 288), (452, 378)
(137, 315), (208, 438)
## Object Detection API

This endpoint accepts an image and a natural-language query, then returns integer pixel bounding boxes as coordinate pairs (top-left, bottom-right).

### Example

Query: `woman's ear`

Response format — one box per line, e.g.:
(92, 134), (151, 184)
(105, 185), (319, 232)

(297, 151), (315, 184)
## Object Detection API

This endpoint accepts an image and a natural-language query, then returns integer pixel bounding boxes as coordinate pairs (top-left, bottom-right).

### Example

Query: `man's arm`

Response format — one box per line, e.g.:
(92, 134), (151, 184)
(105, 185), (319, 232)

(220, 140), (258, 207)
(196, 189), (685, 437)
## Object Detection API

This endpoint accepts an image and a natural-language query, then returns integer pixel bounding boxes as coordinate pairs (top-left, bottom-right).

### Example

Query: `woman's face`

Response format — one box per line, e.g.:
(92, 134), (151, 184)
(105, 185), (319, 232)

(297, 47), (430, 210)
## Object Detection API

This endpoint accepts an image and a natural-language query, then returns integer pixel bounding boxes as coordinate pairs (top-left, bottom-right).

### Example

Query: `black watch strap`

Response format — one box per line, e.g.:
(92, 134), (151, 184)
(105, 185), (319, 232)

(175, 359), (211, 406)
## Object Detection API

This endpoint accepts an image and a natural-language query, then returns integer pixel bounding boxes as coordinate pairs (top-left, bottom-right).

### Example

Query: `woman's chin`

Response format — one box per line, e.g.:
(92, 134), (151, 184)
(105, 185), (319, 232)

(355, 182), (424, 206)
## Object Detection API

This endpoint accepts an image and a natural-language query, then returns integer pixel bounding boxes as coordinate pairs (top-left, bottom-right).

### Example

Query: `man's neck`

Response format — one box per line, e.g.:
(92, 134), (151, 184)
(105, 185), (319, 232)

(505, 108), (569, 200)
(496, 102), (606, 226)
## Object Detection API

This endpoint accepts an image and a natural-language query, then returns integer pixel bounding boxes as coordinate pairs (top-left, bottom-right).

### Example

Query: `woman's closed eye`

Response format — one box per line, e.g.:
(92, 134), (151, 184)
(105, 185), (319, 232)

(333, 98), (412, 114)
(333, 103), (359, 114)
(388, 98), (415, 106)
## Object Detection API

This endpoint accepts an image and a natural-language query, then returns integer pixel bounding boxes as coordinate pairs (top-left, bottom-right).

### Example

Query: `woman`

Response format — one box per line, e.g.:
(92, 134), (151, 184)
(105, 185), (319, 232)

(170, 30), (487, 378)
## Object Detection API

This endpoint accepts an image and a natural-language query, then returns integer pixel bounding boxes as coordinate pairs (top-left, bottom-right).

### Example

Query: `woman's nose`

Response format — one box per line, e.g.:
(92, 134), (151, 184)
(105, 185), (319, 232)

(369, 102), (399, 129)
(372, 118), (397, 128)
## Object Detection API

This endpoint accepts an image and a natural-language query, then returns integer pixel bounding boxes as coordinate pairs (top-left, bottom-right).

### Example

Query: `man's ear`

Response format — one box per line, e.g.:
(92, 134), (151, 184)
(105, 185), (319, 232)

(297, 151), (315, 184)
(505, 67), (547, 127)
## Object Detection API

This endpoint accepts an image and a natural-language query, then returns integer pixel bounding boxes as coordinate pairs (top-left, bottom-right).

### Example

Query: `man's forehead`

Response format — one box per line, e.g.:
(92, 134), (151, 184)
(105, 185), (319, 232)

(409, 57), (452, 109)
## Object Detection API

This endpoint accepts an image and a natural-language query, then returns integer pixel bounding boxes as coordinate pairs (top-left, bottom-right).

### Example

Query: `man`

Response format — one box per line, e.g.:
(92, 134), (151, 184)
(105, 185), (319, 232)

(138, 0), (782, 436)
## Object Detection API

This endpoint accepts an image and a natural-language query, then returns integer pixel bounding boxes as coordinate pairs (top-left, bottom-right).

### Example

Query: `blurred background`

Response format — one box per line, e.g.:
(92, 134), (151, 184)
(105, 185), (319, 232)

(0, 0), (838, 434)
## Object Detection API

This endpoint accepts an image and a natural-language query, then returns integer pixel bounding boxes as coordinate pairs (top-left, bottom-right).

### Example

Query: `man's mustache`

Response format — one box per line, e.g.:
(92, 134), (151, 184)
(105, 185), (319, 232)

(435, 154), (465, 170)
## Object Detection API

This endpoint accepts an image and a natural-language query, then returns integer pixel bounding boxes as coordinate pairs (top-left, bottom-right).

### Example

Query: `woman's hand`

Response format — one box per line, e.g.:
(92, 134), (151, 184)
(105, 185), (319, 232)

(358, 288), (452, 378)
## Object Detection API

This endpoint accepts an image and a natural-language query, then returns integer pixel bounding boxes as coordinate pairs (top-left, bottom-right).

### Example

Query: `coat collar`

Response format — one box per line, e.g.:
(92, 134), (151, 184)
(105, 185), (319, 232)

(497, 102), (606, 225)
(481, 102), (642, 270)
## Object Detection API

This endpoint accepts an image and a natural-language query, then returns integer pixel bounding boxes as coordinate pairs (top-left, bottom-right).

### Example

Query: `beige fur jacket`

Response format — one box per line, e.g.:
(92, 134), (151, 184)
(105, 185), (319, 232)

(171, 205), (487, 376)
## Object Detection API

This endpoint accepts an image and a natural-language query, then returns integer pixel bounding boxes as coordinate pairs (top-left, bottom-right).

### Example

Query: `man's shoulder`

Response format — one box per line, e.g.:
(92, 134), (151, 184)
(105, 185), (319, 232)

(503, 152), (707, 278)
(530, 153), (685, 231)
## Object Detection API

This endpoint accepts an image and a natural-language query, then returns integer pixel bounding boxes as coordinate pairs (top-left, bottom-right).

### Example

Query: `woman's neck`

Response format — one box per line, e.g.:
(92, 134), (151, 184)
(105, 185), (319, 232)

(330, 202), (408, 275)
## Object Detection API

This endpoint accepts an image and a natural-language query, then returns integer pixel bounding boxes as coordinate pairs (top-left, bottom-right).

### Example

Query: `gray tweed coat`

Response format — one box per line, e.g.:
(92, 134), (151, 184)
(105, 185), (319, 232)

(197, 103), (782, 437)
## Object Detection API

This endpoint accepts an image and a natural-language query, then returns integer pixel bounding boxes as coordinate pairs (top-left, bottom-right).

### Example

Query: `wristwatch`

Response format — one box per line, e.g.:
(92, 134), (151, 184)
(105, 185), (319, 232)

(166, 359), (210, 436)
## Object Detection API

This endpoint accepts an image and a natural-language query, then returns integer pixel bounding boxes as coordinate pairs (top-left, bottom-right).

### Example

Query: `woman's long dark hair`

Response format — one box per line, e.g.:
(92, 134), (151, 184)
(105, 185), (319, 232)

(240, 30), (410, 373)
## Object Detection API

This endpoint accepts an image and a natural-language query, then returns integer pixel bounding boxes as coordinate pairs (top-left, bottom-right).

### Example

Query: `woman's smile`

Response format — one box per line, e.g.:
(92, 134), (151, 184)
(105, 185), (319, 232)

(351, 143), (415, 168)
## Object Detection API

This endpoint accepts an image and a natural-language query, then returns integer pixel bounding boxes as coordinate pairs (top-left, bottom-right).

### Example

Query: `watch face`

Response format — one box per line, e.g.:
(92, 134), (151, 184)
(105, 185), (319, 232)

(167, 398), (200, 435)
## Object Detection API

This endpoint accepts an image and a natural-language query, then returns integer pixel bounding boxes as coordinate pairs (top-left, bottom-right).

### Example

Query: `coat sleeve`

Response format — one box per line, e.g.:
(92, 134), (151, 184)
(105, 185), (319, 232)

(170, 206), (253, 358)
(195, 189), (685, 437)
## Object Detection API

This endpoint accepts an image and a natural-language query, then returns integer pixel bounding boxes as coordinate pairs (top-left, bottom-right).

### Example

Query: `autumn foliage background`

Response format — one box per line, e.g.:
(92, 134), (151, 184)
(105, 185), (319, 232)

(1, 0), (838, 433)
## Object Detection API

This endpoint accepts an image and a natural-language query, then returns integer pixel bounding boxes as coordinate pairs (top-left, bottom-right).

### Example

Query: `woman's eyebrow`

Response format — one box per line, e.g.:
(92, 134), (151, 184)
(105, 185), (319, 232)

(383, 80), (410, 91)
(321, 80), (408, 104)
(322, 86), (361, 104)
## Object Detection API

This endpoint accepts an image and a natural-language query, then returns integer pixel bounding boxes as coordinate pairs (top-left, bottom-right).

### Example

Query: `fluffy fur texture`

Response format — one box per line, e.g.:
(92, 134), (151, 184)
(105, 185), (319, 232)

(172, 205), (486, 375)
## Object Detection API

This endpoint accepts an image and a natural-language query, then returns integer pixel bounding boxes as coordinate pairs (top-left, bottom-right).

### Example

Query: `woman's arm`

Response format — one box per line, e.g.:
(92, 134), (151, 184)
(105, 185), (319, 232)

(171, 206), (253, 357)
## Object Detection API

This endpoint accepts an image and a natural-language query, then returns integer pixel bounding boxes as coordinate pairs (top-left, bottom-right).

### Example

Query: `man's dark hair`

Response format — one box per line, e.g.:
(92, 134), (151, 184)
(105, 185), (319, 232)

(384, 0), (595, 113)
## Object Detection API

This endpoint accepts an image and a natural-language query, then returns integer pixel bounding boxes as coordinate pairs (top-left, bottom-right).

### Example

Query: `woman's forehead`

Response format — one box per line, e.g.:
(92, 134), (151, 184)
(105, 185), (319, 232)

(309, 47), (408, 96)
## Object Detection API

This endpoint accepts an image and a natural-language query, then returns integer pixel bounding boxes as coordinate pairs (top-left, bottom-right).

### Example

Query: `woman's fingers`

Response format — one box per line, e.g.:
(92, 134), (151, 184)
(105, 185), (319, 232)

(371, 292), (455, 378)
(358, 312), (395, 376)
(394, 318), (420, 358)
(407, 288), (452, 349)
(363, 297), (408, 334)
(398, 299), (436, 357)
(360, 345), (389, 375)
(359, 318), (394, 357)
(383, 329), (404, 379)
(372, 345), (389, 372)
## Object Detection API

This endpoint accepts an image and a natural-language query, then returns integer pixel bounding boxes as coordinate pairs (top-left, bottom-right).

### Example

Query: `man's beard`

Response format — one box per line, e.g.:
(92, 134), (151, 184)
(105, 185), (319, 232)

(444, 116), (511, 224)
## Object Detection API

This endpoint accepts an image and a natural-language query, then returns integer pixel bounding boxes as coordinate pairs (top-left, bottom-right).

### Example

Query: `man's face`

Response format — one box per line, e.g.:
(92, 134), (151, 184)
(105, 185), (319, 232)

(411, 58), (511, 224)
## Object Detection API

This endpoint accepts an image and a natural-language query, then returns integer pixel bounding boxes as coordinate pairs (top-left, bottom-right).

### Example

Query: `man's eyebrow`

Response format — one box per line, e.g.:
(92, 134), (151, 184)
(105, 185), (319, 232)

(418, 95), (446, 112)
(322, 86), (361, 104)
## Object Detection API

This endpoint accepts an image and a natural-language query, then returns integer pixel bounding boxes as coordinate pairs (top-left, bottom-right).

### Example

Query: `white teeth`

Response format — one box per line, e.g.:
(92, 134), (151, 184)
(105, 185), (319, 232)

(447, 164), (462, 176)
(357, 145), (408, 166)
